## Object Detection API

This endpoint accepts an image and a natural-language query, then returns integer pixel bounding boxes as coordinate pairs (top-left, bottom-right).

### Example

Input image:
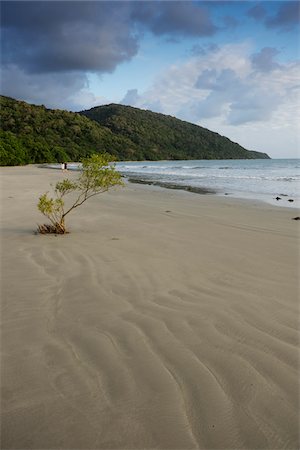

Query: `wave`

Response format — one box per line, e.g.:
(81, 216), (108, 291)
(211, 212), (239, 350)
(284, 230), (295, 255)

(46, 159), (299, 203)
(120, 170), (300, 182)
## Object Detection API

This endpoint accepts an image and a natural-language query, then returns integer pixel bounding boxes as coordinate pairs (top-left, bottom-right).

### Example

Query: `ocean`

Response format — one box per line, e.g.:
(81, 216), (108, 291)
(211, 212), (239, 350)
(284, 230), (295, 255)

(115, 159), (300, 208)
(49, 159), (300, 208)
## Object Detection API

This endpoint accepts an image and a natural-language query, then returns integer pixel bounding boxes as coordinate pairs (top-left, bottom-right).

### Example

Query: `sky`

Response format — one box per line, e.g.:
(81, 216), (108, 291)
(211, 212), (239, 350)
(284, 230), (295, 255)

(1, 1), (299, 158)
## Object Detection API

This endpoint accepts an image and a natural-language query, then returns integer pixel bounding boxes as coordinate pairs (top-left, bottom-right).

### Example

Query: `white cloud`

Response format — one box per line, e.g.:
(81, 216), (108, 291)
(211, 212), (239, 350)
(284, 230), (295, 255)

(121, 43), (300, 158)
(121, 89), (141, 106)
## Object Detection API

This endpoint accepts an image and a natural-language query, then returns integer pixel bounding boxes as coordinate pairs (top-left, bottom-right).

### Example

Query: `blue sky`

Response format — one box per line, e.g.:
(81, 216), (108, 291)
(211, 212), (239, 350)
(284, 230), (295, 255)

(1, 1), (299, 158)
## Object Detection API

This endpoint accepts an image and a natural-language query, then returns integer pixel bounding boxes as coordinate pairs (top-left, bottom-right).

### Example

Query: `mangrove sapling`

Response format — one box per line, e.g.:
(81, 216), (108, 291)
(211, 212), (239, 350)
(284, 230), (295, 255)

(37, 153), (123, 234)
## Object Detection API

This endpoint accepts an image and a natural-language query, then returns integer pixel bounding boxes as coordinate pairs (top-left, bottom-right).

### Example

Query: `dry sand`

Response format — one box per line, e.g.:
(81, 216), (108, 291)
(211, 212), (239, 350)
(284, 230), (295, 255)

(1, 166), (299, 450)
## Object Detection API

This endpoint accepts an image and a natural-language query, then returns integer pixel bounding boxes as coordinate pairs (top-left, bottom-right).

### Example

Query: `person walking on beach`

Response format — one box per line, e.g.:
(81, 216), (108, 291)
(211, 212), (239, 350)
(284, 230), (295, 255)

(62, 162), (68, 172)
(64, 162), (68, 171)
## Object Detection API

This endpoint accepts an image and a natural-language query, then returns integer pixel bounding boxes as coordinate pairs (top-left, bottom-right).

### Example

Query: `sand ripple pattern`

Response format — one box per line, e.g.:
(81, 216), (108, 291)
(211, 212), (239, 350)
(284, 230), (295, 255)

(1, 169), (299, 449)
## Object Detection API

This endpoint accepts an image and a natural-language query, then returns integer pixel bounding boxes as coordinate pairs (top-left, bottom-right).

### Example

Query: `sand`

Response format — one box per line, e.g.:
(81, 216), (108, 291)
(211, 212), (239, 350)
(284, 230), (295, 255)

(1, 165), (299, 450)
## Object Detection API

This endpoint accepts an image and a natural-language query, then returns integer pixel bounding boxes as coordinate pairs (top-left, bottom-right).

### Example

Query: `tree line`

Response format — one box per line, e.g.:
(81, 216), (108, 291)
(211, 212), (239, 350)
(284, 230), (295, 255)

(0, 96), (269, 166)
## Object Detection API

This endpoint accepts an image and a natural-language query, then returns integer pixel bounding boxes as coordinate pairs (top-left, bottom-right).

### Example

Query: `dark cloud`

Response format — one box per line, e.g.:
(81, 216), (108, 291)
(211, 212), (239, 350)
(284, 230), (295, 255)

(265, 2), (300, 31)
(1, 1), (217, 75)
(0, 0), (218, 108)
(131, 1), (217, 37)
(222, 16), (239, 30)
(1, 1), (138, 74)
(247, 2), (299, 32)
(251, 47), (281, 72)
(247, 4), (267, 21)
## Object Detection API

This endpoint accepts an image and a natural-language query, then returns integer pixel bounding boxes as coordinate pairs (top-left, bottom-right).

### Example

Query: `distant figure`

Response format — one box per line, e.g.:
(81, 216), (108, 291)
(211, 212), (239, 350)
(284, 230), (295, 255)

(61, 162), (64, 172)
(275, 196), (281, 201)
(288, 199), (294, 202)
(64, 162), (68, 171)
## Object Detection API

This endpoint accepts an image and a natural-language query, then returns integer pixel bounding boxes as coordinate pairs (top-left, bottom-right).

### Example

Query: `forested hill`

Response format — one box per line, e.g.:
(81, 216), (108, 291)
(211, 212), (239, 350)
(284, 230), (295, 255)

(0, 96), (269, 166)
(0, 96), (136, 165)
(80, 104), (270, 160)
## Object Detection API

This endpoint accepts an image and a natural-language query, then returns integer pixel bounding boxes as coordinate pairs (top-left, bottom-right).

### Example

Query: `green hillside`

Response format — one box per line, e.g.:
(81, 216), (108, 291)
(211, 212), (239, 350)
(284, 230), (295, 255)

(81, 104), (270, 160)
(0, 96), (137, 166)
(0, 96), (269, 166)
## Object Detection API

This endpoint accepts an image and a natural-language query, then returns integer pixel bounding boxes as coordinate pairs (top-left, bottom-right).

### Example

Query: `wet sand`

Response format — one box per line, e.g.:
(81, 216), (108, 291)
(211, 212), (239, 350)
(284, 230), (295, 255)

(1, 165), (299, 449)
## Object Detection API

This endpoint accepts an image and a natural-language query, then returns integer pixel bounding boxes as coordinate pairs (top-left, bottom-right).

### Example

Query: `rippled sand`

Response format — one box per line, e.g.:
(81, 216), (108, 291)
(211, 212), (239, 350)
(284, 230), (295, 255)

(1, 166), (299, 449)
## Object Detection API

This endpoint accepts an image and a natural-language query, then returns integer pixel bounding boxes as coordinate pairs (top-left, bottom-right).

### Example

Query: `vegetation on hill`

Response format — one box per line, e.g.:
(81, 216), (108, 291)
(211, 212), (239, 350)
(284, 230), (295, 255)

(0, 96), (269, 166)
(0, 96), (136, 165)
(81, 104), (270, 160)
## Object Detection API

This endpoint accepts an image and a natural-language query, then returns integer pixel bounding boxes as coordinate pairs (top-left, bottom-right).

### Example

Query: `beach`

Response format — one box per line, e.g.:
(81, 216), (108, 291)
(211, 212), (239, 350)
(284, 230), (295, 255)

(1, 165), (299, 449)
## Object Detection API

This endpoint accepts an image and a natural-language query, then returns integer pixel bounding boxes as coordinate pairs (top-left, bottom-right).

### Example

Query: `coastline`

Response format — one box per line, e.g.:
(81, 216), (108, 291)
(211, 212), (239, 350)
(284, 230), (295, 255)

(1, 166), (299, 449)
(44, 161), (300, 209)
(126, 175), (300, 209)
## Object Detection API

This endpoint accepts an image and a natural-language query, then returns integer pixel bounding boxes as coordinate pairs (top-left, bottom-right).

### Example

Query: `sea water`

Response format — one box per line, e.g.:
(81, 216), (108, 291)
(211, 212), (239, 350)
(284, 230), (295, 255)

(115, 159), (300, 208)
(48, 159), (300, 208)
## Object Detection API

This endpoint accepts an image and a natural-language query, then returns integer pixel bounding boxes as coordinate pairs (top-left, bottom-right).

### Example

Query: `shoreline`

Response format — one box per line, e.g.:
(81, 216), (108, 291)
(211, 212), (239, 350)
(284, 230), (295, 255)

(127, 176), (216, 195)
(42, 162), (300, 209)
(1, 166), (299, 449)
(126, 175), (300, 209)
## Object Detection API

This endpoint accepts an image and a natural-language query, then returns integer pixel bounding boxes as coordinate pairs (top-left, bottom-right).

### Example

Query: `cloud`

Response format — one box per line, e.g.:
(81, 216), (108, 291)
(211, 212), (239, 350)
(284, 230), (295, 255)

(192, 66), (280, 125)
(247, 4), (267, 21)
(1, 1), (218, 76)
(1, 2), (298, 157)
(121, 89), (141, 106)
(227, 90), (279, 125)
(222, 16), (239, 30)
(195, 69), (218, 89)
(0, 1), (217, 110)
(121, 88), (163, 113)
(251, 47), (281, 72)
(126, 41), (299, 156)
(1, 2), (138, 74)
(265, 1), (300, 31)
(195, 68), (240, 91)
(190, 43), (219, 57)
(247, 2), (300, 32)
(131, 1), (217, 37)
(121, 42), (299, 133)
(0, 64), (107, 111)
